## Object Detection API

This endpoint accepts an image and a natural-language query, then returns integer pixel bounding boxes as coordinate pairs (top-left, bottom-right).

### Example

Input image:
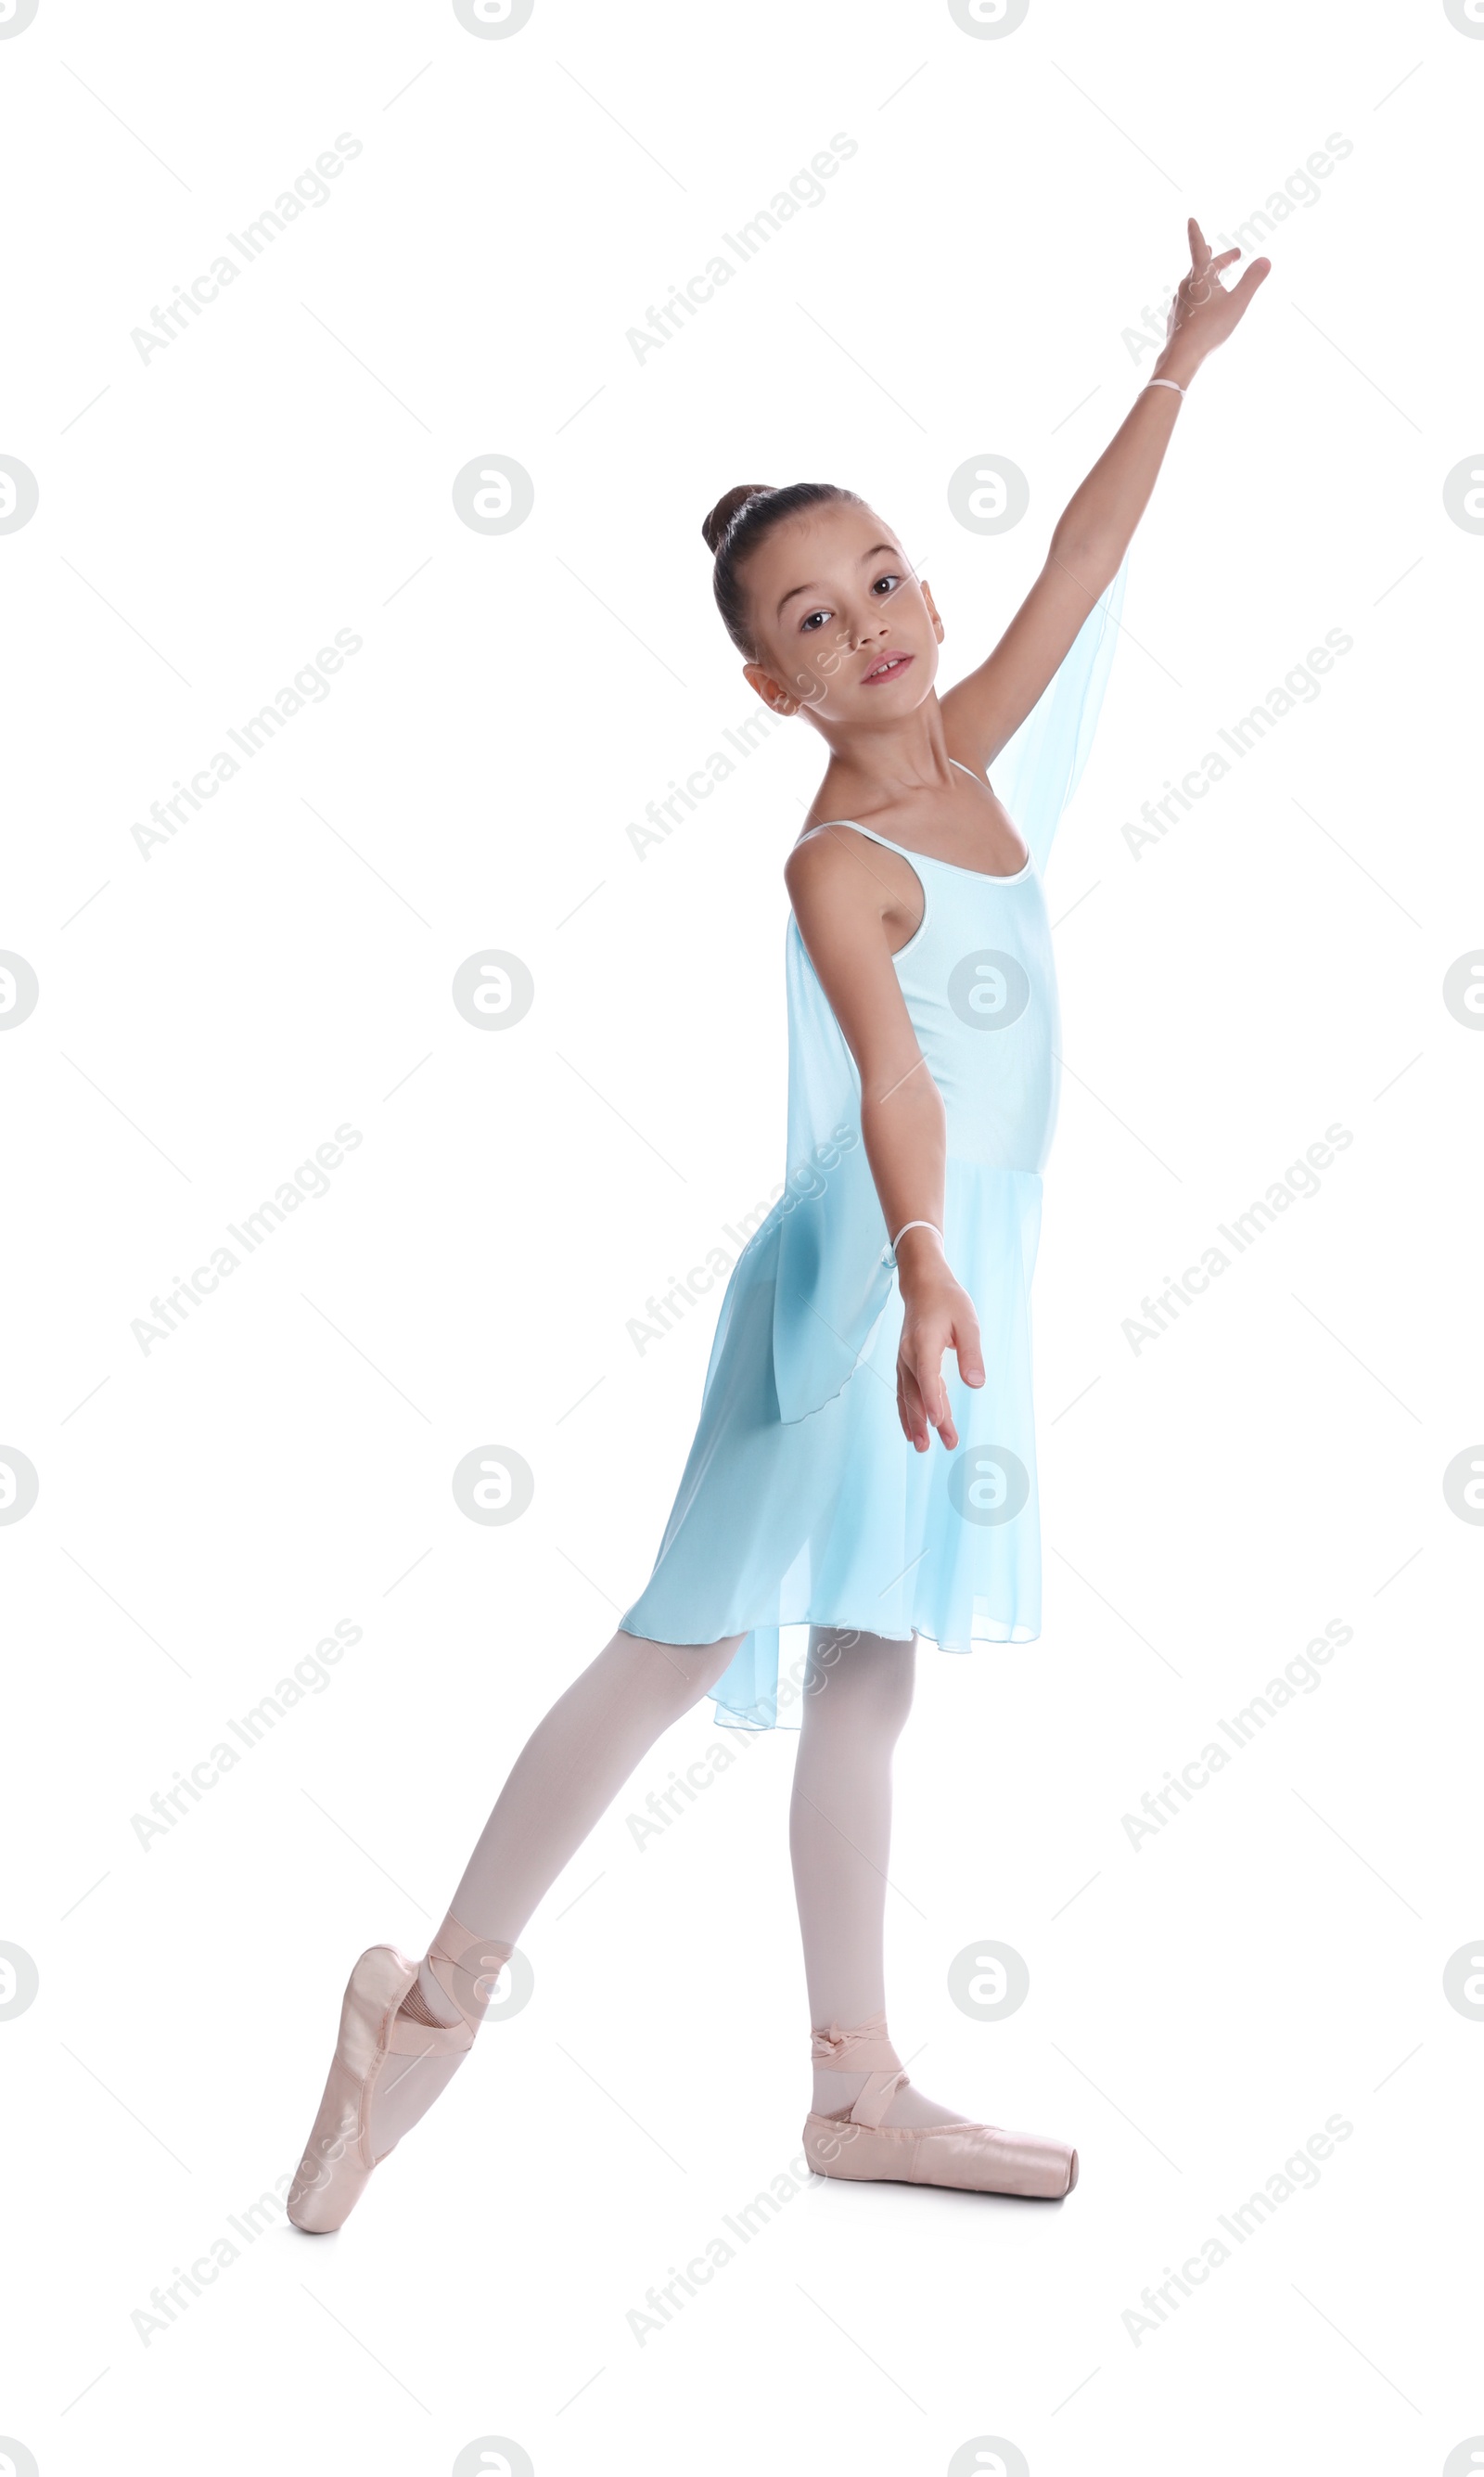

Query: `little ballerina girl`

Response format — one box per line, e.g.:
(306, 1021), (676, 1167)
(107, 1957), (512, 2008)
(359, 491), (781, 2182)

(288, 218), (1267, 2230)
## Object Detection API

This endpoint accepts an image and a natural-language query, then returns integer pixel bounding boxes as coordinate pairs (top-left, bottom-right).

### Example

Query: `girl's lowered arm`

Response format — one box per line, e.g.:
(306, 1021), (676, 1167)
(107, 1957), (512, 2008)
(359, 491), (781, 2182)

(786, 828), (985, 1456)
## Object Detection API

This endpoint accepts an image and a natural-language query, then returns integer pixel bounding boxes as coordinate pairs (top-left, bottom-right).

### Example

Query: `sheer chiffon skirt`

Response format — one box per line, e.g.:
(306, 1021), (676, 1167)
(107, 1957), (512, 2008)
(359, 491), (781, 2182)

(620, 1159), (1044, 1730)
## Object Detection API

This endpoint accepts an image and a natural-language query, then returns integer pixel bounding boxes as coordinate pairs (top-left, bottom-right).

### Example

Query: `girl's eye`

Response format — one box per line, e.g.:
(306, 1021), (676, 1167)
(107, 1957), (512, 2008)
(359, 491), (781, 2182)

(799, 572), (902, 633)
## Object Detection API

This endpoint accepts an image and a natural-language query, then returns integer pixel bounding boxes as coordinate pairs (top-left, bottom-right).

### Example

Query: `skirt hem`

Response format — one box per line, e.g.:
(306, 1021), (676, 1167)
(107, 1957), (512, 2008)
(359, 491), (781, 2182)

(706, 1615), (1043, 1733)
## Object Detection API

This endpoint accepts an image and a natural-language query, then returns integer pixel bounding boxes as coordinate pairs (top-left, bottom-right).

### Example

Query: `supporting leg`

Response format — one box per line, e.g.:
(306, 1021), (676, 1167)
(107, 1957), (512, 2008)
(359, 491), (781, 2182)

(789, 1625), (968, 2131)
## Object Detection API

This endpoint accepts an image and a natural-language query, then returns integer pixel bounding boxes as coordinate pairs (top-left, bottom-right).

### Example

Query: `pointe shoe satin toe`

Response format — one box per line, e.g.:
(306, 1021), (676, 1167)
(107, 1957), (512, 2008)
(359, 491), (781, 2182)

(801, 2015), (1078, 2201)
(287, 1919), (508, 2234)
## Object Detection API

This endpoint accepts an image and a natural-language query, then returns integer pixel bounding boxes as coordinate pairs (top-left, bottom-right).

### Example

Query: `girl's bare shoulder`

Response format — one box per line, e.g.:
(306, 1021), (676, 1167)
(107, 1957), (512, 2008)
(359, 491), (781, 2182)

(787, 818), (879, 891)
(784, 821), (923, 948)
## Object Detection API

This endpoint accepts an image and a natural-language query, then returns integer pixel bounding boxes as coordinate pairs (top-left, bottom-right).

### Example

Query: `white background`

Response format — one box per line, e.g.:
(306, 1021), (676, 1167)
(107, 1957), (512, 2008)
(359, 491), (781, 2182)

(3, 1), (1481, 2471)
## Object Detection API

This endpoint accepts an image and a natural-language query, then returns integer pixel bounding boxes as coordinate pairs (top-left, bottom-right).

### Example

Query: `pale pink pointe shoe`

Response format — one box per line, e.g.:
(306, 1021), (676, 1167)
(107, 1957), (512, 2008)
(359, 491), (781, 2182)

(801, 2015), (1079, 2200)
(286, 1916), (510, 2234)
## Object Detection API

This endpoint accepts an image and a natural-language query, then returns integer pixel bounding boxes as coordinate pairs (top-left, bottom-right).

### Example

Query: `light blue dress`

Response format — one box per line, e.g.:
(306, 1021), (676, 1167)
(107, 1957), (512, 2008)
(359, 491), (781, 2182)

(620, 568), (1127, 1728)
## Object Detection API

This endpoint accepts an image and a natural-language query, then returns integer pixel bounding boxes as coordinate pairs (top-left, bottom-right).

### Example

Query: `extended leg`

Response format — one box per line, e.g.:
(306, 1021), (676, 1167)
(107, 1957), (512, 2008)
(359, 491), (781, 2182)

(362, 1627), (742, 2158)
(446, 1626), (743, 1952)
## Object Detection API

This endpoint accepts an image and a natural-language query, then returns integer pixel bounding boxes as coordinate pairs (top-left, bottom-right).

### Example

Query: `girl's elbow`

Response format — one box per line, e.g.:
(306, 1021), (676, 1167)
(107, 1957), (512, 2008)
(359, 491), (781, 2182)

(1051, 529), (1120, 594)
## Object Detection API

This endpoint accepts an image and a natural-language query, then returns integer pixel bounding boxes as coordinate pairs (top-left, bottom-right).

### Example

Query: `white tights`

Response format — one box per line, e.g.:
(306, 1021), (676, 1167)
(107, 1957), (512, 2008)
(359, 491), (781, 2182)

(368, 1624), (964, 2155)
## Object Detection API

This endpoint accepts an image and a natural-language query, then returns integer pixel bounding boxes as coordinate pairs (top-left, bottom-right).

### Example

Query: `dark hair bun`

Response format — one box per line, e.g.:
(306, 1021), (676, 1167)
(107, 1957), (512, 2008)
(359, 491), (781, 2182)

(700, 483), (774, 557)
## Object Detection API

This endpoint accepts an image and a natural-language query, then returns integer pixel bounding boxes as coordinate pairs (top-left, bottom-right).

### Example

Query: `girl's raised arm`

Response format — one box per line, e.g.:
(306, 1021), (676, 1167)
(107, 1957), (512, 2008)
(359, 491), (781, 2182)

(940, 218), (1270, 775)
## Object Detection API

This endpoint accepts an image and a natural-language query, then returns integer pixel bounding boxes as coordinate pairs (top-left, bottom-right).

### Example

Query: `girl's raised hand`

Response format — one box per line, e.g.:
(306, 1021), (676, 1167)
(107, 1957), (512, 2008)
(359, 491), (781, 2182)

(1161, 216), (1270, 373)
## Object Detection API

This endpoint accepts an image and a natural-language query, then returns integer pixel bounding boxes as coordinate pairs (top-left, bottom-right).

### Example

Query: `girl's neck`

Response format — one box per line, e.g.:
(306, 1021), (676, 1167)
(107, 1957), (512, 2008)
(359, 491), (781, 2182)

(809, 693), (958, 811)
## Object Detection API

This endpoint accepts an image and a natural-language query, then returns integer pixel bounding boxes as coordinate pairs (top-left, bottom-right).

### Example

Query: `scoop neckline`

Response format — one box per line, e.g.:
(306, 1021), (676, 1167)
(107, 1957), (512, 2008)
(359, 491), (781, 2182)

(805, 818), (1035, 886)
(807, 756), (1033, 881)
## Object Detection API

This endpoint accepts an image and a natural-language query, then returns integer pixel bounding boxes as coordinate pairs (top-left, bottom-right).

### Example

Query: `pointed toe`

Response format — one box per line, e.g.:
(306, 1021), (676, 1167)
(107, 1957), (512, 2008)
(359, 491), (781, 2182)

(287, 1945), (417, 2234)
(286, 1919), (496, 2235)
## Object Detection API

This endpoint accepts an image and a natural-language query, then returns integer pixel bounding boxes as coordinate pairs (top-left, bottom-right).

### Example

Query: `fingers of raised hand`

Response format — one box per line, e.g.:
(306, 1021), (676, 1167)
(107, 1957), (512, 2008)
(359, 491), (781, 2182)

(1202, 255), (1270, 335)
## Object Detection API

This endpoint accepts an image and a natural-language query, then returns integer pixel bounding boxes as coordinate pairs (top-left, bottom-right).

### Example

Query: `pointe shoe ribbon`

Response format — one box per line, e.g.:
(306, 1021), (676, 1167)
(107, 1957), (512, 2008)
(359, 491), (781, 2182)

(810, 2011), (910, 2127)
(424, 1916), (515, 2034)
(803, 2009), (1078, 2199)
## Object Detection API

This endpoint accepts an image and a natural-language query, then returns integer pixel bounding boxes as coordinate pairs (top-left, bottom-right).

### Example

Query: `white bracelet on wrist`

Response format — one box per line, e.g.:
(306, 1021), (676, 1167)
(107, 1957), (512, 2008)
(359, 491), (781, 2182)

(889, 1220), (942, 1256)
(1144, 376), (1186, 398)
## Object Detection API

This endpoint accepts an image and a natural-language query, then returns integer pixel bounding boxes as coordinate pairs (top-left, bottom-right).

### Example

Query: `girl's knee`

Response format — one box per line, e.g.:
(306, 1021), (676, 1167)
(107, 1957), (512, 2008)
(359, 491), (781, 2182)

(620, 1629), (743, 1707)
(803, 1627), (916, 1728)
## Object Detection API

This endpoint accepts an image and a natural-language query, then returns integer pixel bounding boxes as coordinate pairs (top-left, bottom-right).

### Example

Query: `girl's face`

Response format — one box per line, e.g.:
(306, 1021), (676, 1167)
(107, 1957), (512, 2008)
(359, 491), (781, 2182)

(739, 500), (944, 726)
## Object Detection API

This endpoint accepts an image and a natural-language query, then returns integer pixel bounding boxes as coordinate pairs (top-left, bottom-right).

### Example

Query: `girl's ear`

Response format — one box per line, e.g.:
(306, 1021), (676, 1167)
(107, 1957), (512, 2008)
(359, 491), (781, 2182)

(743, 658), (800, 716)
(921, 582), (945, 642)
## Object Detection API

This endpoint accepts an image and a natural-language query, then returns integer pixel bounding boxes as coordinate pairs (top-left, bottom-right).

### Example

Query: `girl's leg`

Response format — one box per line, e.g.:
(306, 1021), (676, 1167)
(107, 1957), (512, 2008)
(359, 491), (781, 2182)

(367, 1627), (741, 2155)
(789, 1626), (968, 2130)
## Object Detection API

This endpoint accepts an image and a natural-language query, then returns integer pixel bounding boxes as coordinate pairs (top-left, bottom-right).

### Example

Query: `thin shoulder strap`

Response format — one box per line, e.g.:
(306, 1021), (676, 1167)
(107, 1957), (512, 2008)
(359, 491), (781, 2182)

(949, 756), (984, 782)
(796, 817), (918, 865)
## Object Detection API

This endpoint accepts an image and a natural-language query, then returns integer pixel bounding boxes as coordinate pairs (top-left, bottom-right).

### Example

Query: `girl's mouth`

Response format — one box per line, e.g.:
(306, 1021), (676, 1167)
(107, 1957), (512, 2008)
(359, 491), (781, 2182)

(862, 653), (913, 685)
